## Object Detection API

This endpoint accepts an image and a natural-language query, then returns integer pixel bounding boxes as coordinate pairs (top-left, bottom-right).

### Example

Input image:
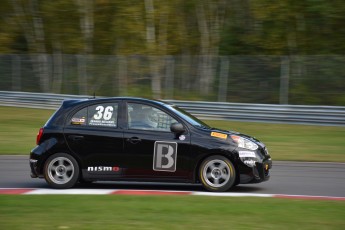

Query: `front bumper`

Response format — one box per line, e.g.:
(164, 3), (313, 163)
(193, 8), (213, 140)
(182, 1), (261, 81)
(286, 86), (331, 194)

(239, 158), (272, 184)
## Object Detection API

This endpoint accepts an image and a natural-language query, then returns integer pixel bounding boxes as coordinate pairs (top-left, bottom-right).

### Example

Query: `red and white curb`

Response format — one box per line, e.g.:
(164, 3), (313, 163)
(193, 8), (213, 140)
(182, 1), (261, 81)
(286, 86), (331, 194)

(0, 188), (345, 201)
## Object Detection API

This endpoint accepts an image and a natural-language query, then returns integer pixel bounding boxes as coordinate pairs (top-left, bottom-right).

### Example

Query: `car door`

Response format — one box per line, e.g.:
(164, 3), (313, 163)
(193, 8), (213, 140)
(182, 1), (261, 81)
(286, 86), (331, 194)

(123, 101), (191, 180)
(64, 101), (125, 178)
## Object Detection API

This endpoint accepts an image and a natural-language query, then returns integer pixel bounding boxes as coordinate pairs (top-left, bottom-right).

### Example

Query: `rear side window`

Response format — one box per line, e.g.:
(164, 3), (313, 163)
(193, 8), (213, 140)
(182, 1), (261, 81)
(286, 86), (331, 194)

(88, 104), (118, 127)
(71, 108), (87, 126)
(70, 103), (118, 128)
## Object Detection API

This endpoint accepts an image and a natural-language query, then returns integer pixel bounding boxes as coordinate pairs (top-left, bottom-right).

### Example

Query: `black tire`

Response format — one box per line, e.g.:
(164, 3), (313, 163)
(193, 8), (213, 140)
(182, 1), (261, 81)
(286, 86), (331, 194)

(199, 155), (236, 192)
(44, 153), (80, 189)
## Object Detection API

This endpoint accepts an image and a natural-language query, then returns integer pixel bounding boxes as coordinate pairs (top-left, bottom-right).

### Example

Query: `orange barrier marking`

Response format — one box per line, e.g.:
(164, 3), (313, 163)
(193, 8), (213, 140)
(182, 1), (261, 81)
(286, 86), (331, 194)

(0, 189), (34, 194)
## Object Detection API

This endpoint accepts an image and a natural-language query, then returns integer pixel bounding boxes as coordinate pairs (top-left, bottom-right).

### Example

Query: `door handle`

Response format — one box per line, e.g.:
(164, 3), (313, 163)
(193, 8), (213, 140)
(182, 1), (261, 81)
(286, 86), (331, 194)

(68, 135), (84, 141)
(127, 137), (141, 144)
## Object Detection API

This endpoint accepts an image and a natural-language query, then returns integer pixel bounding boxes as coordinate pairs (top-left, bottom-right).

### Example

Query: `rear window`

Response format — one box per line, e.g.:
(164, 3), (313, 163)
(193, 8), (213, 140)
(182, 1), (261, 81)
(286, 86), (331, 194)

(69, 103), (118, 128)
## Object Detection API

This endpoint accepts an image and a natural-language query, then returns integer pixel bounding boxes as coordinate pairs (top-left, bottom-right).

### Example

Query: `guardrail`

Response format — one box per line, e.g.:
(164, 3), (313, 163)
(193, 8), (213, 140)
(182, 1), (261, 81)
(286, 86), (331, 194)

(1, 91), (344, 126)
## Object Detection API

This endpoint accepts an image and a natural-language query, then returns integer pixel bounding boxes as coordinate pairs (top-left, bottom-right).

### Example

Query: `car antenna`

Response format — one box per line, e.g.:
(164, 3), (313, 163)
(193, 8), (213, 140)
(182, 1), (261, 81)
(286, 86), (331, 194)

(93, 92), (96, 98)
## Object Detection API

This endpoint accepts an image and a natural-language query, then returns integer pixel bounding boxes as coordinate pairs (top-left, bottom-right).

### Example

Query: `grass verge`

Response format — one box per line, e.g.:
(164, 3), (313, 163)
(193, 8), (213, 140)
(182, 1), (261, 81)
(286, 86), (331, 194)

(0, 195), (344, 229)
(207, 120), (345, 162)
(0, 106), (54, 154)
(0, 106), (345, 162)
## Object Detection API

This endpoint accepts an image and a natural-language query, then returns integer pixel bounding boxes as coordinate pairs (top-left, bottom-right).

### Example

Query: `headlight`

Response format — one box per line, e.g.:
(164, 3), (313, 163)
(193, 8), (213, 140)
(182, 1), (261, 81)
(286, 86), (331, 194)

(231, 135), (258, 151)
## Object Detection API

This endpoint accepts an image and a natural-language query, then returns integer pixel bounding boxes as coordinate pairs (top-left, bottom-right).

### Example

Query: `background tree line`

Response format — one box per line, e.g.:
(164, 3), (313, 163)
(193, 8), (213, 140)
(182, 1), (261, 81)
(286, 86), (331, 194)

(0, 0), (344, 105)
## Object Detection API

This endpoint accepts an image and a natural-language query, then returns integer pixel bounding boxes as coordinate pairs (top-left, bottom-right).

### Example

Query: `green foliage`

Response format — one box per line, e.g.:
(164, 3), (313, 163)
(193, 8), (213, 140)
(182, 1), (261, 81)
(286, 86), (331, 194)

(220, 0), (345, 55)
(4, 0), (344, 55)
(0, 0), (344, 104)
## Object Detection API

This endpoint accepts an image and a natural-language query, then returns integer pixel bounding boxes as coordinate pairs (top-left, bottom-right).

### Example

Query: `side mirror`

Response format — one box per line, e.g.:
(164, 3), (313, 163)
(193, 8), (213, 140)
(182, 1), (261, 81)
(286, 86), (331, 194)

(170, 123), (185, 134)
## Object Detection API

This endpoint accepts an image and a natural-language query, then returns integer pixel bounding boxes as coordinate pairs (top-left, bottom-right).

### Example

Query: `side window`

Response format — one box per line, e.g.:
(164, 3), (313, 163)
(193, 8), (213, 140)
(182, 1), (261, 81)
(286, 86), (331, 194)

(88, 103), (118, 127)
(70, 103), (118, 128)
(127, 103), (177, 131)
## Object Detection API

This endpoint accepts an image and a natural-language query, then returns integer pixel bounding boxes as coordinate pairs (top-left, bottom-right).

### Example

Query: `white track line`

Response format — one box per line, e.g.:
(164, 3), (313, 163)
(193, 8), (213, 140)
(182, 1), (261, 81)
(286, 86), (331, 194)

(24, 189), (116, 195)
(192, 192), (273, 197)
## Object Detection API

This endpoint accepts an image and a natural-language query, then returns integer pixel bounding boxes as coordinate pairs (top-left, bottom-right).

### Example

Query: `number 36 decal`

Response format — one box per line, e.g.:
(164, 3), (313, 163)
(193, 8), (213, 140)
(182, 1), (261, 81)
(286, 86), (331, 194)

(93, 106), (113, 120)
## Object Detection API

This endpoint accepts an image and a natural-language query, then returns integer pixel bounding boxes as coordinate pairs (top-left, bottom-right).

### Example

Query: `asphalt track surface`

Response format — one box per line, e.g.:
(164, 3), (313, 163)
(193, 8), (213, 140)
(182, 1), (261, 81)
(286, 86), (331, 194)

(1, 155), (345, 197)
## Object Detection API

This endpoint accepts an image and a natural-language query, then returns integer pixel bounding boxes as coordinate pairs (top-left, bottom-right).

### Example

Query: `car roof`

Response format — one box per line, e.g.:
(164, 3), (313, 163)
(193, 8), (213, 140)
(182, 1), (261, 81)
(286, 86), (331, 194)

(61, 97), (174, 109)
(46, 97), (175, 127)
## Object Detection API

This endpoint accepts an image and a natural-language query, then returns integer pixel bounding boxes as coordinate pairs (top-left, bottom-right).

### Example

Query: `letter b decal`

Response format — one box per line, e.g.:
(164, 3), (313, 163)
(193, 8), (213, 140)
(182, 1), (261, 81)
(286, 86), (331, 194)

(153, 142), (177, 172)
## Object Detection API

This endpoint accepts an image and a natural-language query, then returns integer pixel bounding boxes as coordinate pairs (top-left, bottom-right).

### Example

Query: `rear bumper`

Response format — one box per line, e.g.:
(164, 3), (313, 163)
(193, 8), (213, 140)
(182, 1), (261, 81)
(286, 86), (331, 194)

(30, 145), (46, 178)
(29, 159), (39, 178)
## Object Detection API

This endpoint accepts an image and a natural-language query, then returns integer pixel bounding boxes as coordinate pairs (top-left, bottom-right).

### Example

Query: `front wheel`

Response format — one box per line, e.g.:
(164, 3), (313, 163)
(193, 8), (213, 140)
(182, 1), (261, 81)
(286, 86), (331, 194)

(199, 155), (236, 192)
(44, 153), (79, 189)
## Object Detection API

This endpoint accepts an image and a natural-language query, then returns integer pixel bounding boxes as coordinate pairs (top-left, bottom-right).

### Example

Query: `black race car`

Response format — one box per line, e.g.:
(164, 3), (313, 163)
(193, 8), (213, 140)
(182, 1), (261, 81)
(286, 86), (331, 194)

(30, 97), (272, 192)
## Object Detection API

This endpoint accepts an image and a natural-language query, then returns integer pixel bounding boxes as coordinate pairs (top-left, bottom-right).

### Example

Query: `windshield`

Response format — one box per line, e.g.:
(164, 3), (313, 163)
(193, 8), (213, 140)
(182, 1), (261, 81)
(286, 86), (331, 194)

(169, 105), (211, 129)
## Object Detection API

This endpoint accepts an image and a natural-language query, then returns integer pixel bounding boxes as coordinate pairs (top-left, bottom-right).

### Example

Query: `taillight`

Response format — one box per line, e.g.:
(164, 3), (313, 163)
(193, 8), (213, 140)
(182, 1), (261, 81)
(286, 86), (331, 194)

(36, 128), (44, 145)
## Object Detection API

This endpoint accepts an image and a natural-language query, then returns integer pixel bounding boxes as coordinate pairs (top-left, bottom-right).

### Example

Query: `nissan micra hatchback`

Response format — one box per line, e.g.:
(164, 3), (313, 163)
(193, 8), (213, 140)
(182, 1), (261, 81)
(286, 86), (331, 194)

(30, 97), (272, 192)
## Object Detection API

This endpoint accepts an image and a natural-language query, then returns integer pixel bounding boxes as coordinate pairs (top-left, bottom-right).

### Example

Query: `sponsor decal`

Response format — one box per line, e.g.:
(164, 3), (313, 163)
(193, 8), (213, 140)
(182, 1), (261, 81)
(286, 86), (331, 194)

(87, 166), (120, 172)
(153, 141), (177, 172)
(210, 132), (227, 139)
(243, 159), (256, 167)
(89, 119), (116, 127)
(179, 135), (186, 141)
(238, 151), (256, 158)
(71, 117), (86, 125)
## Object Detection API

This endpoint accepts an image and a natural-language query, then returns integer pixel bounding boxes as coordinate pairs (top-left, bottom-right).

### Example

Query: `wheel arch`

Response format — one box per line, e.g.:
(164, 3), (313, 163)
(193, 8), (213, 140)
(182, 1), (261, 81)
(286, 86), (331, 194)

(43, 152), (81, 189)
(193, 151), (240, 185)
(39, 150), (83, 178)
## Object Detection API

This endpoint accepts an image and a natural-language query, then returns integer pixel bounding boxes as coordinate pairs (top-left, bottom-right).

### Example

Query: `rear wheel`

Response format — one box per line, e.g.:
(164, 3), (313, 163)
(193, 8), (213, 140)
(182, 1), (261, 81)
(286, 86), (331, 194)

(44, 153), (79, 189)
(199, 155), (236, 192)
